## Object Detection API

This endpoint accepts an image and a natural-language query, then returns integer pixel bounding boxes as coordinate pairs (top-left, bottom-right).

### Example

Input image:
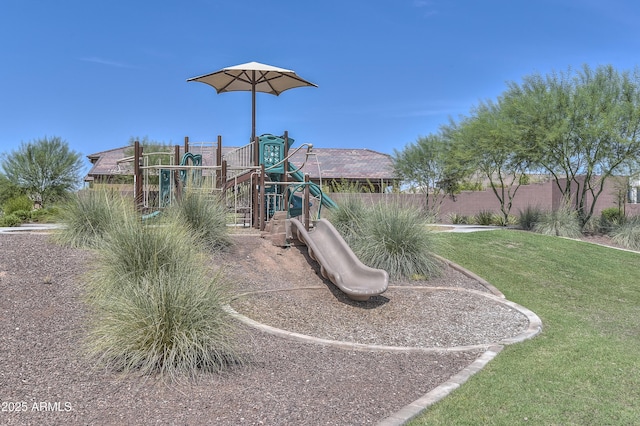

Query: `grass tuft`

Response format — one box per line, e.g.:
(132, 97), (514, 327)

(166, 190), (231, 251)
(533, 205), (582, 238)
(86, 267), (240, 378)
(327, 194), (367, 245)
(347, 201), (442, 280)
(474, 210), (495, 226)
(518, 205), (542, 231)
(84, 204), (242, 380)
(610, 215), (640, 250)
(55, 189), (129, 248)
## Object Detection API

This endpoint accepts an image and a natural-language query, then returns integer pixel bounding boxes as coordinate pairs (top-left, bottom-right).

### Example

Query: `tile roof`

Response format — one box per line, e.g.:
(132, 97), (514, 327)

(289, 148), (395, 180)
(85, 144), (396, 181)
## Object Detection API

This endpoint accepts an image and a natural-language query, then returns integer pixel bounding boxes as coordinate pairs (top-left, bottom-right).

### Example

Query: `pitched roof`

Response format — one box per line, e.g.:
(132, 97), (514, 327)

(85, 145), (396, 181)
(289, 148), (395, 180)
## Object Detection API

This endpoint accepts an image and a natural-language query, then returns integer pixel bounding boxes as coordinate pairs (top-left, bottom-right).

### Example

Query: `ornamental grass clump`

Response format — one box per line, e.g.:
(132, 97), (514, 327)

(474, 210), (495, 226)
(518, 205), (542, 231)
(533, 205), (583, 238)
(610, 215), (640, 251)
(352, 202), (442, 280)
(85, 211), (242, 379)
(328, 194), (367, 245)
(166, 189), (231, 251)
(55, 189), (129, 248)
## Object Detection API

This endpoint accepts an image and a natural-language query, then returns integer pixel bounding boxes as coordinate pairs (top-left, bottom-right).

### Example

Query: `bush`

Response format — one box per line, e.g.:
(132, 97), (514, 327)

(518, 205), (542, 231)
(474, 210), (495, 226)
(1, 213), (21, 227)
(166, 190), (231, 251)
(533, 206), (582, 238)
(494, 214), (518, 227)
(328, 194), (367, 245)
(600, 207), (625, 232)
(3, 195), (32, 215)
(85, 210), (242, 379)
(449, 213), (470, 224)
(55, 190), (130, 248)
(610, 216), (640, 251)
(351, 201), (442, 280)
(30, 206), (61, 223)
(12, 209), (31, 222)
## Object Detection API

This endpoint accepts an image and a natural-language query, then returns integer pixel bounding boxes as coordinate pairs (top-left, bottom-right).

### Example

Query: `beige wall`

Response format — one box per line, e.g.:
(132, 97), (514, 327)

(330, 176), (637, 223)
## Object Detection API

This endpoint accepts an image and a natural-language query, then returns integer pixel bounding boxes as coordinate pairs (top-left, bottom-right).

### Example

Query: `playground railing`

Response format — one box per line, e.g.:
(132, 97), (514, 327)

(223, 141), (255, 179)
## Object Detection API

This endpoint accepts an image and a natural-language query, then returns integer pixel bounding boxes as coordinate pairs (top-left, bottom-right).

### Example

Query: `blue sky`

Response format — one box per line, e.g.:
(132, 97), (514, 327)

(2, 0), (640, 169)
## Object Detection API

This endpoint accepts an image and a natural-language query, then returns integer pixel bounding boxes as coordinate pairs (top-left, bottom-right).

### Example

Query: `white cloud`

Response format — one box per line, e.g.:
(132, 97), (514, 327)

(412, 0), (438, 18)
(79, 57), (134, 68)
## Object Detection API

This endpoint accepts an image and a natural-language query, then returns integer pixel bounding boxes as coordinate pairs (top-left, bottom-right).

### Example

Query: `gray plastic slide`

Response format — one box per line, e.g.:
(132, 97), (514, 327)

(288, 218), (389, 301)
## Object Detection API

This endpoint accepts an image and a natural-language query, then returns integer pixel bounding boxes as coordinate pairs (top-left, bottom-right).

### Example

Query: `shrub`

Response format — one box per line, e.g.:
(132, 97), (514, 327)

(449, 213), (470, 225)
(167, 190), (231, 251)
(494, 214), (518, 227)
(55, 190), (129, 248)
(1, 213), (21, 227)
(88, 212), (201, 295)
(12, 210), (31, 222)
(328, 194), (367, 244)
(610, 216), (640, 251)
(475, 210), (495, 226)
(518, 205), (542, 231)
(85, 211), (242, 379)
(30, 206), (61, 223)
(3, 195), (32, 215)
(421, 207), (440, 224)
(351, 201), (442, 280)
(582, 215), (601, 235)
(600, 207), (625, 233)
(533, 206), (582, 238)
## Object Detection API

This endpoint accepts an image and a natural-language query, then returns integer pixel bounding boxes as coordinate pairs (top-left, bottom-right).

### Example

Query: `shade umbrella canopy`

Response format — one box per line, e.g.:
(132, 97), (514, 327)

(187, 61), (317, 141)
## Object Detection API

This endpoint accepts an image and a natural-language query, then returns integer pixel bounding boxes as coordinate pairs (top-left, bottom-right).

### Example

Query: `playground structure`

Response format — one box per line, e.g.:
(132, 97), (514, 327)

(124, 131), (335, 230)
(119, 131), (388, 301)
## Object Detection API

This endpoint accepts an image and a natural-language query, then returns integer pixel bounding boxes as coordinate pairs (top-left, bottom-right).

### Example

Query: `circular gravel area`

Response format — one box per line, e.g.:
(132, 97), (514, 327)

(230, 287), (531, 349)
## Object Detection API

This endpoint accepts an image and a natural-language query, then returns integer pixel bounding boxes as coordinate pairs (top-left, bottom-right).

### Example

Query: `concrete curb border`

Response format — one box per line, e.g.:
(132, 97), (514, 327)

(226, 286), (541, 353)
(376, 345), (504, 425)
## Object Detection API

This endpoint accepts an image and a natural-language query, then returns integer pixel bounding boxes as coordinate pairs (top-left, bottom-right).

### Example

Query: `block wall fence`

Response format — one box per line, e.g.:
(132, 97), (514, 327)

(330, 176), (640, 223)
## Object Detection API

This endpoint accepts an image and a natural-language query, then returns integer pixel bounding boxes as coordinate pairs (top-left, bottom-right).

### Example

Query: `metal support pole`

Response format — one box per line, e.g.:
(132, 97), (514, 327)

(221, 160), (227, 191)
(259, 164), (266, 231)
(304, 173), (310, 231)
(134, 140), (143, 210)
(254, 135), (259, 167)
(174, 144), (181, 201)
(284, 130), (289, 214)
(216, 135), (222, 188)
(252, 172), (258, 229)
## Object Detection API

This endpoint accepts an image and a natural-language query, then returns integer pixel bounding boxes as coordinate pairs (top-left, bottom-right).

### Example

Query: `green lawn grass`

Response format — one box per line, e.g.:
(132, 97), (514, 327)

(410, 230), (640, 425)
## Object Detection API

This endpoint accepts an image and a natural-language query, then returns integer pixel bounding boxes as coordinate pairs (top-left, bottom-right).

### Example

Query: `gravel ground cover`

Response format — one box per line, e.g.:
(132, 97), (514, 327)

(1, 231), (532, 425)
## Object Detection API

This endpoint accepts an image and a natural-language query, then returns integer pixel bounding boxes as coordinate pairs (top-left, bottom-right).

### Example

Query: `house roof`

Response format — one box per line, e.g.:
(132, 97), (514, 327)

(288, 148), (395, 180)
(85, 144), (397, 182)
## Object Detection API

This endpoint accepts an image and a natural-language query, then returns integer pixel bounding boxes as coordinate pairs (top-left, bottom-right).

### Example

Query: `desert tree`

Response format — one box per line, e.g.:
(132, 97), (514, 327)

(449, 100), (531, 224)
(1, 136), (84, 207)
(393, 133), (459, 217)
(501, 64), (640, 225)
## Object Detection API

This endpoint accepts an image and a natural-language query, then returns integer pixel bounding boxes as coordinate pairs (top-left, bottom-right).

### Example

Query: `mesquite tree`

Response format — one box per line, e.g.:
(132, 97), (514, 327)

(501, 64), (640, 225)
(1, 136), (83, 207)
(449, 101), (530, 224)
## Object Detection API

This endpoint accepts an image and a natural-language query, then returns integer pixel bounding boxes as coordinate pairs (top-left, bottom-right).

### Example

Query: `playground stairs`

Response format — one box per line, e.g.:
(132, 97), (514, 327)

(262, 211), (304, 247)
(262, 211), (289, 247)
